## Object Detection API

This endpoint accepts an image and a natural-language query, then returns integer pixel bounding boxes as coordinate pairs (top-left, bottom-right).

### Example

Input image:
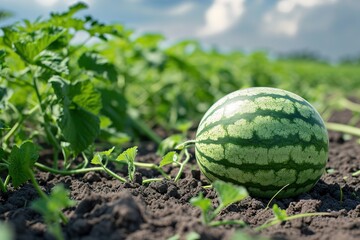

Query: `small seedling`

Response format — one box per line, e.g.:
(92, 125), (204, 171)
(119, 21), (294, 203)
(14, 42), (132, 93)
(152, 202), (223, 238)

(190, 180), (248, 227)
(90, 146), (127, 182)
(255, 204), (331, 231)
(32, 185), (75, 240)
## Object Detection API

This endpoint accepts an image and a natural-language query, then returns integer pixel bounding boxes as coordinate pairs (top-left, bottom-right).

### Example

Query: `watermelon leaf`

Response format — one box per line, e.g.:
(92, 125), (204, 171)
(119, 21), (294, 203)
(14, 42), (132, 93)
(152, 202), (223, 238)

(116, 146), (137, 182)
(31, 185), (75, 240)
(8, 141), (39, 188)
(213, 180), (249, 210)
(272, 204), (288, 221)
(190, 192), (213, 224)
(159, 151), (178, 167)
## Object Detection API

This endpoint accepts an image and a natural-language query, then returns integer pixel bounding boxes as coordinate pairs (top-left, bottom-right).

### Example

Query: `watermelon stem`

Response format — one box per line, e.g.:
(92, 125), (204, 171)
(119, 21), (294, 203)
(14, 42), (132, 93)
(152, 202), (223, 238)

(175, 140), (196, 150)
(265, 183), (290, 209)
(174, 148), (191, 182)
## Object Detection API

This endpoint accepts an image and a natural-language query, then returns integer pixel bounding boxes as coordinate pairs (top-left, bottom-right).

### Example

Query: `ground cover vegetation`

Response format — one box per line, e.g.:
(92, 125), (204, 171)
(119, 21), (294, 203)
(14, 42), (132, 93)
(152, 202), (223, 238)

(0, 3), (360, 240)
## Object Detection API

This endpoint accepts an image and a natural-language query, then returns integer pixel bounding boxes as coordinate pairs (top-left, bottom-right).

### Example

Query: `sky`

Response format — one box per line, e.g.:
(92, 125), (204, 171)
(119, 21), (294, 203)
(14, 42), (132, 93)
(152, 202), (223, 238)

(1, 0), (359, 61)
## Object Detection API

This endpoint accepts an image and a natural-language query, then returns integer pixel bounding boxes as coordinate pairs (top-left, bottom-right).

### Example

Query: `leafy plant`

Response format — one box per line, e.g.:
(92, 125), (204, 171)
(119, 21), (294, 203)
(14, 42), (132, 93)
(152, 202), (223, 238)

(255, 204), (331, 231)
(190, 180), (248, 227)
(32, 185), (75, 240)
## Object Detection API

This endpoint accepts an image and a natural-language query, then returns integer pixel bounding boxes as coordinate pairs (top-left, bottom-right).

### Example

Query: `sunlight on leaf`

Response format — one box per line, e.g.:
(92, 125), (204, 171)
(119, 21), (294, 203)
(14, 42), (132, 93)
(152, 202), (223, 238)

(31, 184), (75, 240)
(116, 146), (138, 181)
(272, 204), (288, 221)
(190, 192), (213, 213)
(159, 151), (178, 167)
(213, 180), (248, 208)
(8, 141), (39, 188)
(78, 51), (118, 82)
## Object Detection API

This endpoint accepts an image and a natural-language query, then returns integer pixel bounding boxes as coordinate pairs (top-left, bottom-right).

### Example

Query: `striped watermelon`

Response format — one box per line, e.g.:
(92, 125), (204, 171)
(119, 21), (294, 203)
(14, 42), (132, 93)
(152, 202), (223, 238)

(195, 87), (328, 198)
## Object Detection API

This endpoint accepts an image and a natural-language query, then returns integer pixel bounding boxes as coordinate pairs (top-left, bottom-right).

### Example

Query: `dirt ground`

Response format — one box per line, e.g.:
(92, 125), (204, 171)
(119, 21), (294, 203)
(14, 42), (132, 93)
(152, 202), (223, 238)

(1, 112), (360, 240)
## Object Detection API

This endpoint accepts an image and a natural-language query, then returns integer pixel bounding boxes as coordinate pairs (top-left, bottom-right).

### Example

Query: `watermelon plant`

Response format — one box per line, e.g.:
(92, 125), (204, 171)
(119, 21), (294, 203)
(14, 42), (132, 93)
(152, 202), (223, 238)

(194, 87), (329, 198)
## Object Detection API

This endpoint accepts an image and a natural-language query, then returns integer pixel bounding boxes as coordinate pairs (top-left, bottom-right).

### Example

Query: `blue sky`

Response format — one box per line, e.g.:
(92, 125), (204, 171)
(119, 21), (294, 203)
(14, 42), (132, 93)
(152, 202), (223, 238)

(1, 0), (359, 61)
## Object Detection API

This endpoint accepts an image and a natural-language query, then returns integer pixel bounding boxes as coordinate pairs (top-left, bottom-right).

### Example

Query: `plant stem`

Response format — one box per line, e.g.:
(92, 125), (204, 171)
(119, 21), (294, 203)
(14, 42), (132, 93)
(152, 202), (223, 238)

(208, 219), (246, 227)
(31, 71), (61, 152)
(29, 170), (68, 224)
(101, 165), (127, 183)
(4, 175), (10, 188)
(175, 139), (196, 150)
(266, 184), (290, 209)
(326, 122), (360, 137)
(0, 178), (6, 192)
(255, 212), (332, 231)
(134, 162), (170, 179)
(142, 178), (164, 184)
(174, 148), (191, 182)
(339, 98), (360, 113)
(352, 170), (360, 176)
(35, 162), (103, 175)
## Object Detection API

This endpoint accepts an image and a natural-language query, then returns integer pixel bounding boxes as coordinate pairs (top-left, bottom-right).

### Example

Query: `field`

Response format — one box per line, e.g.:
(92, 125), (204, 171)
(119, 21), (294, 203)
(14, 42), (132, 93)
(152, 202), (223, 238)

(1, 4), (360, 240)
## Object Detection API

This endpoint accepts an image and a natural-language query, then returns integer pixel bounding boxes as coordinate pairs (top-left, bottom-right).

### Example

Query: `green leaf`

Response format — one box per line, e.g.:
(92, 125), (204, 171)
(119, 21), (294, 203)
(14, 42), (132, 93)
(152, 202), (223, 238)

(159, 151), (178, 167)
(157, 134), (183, 156)
(51, 76), (102, 115)
(116, 146), (137, 181)
(78, 51), (118, 82)
(70, 81), (102, 115)
(0, 50), (5, 60)
(59, 107), (100, 154)
(100, 146), (115, 156)
(62, 2), (88, 17)
(31, 184), (75, 240)
(213, 180), (248, 209)
(0, 87), (8, 110)
(8, 141), (39, 188)
(6, 27), (66, 63)
(90, 153), (102, 165)
(35, 50), (69, 74)
(90, 146), (115, 165)
(50, 76), (102, 153)
(272, 204), (288, 221)
(190, 192), (212, 213)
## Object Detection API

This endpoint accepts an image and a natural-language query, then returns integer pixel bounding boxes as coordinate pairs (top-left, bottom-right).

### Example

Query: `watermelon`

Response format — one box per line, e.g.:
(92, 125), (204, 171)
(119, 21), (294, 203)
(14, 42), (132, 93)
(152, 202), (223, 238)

(195, 87), (328, 198)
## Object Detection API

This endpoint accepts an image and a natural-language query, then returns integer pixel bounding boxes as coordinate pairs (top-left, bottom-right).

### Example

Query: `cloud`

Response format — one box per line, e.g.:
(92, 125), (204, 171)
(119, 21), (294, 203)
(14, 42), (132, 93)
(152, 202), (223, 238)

(263, 0), (339, 36)
(34, 0), (94, 8)
(167, 2), (194, 16)
(198, 0), (246, 37)
(35, 0), (59, 7)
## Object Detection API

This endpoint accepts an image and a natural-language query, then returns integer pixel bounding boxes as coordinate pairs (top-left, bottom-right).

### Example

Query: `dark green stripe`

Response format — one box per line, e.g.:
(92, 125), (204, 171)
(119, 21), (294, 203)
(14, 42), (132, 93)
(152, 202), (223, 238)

(195, 146), (326, 172)
(200, 92), (316, 127)
(197, 107), (325, 139)
(197, 128), (328, 152)
(196, 158), (322, 192)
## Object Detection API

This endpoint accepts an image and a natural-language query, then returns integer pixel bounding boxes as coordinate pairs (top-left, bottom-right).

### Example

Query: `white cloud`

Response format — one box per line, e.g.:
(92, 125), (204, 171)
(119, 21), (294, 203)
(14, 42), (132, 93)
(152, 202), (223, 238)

(167, 2), (194, 16)
(34, 0), (94, 8)
(198, 0), (246, 37)
(263, 0), (339, 36)
(35, 0), (59, 7)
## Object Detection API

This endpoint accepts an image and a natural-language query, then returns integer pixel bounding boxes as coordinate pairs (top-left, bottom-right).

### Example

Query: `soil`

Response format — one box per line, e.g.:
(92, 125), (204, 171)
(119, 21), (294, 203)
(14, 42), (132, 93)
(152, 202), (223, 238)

(1, 112), (360, 240)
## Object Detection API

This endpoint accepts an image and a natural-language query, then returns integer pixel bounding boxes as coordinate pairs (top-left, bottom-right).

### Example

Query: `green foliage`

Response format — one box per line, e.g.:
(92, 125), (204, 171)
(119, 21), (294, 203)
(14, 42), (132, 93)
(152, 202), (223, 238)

(8, 141), (38, 187)
(255, 204), (331, 231)
(159, 151), (178, 167)
(50, 76), (101, 153)
(213, 180), (249, 210)
(116, 146), (138, 181)
(31, 185), (75, 240)
(190, 180), (248, 226)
